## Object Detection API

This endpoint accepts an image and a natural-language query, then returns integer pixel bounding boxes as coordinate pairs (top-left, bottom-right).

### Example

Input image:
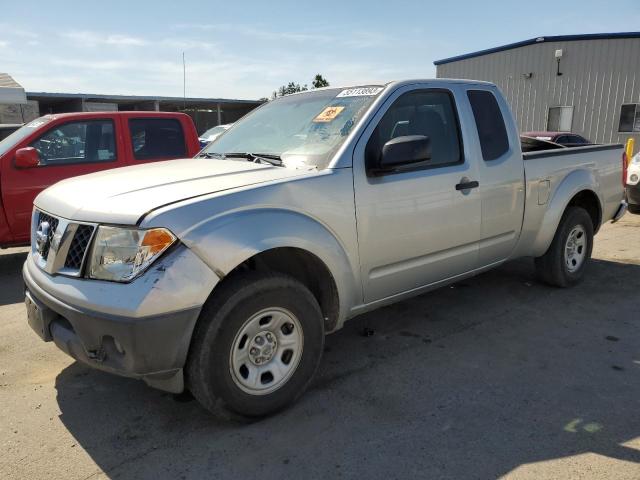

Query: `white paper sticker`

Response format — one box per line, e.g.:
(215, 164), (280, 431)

(336, 87), (384, 98)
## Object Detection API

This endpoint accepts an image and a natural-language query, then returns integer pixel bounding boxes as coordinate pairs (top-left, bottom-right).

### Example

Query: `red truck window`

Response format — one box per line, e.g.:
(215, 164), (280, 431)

(30, 120), (117, 165)
(128, 118), (186, 160)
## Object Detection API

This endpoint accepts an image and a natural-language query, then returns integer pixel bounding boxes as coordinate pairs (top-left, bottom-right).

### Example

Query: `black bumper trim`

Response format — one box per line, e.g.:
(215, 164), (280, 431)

(24, 267), (202, 393)
(626, 185), (640, 206)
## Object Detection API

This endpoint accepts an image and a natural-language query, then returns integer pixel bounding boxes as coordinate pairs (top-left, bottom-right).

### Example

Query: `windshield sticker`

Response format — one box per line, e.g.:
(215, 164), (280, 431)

(313, 106), (345, 123)
(336, 87), (383, 98)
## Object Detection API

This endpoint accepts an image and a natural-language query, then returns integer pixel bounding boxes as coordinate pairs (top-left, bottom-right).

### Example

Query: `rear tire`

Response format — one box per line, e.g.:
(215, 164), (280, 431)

(534, 207), (594, 287)
(186, 272), (324, 417)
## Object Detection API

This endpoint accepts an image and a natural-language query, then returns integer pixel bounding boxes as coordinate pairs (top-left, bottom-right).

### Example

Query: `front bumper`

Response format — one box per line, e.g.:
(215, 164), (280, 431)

(23, 245), (219, 392)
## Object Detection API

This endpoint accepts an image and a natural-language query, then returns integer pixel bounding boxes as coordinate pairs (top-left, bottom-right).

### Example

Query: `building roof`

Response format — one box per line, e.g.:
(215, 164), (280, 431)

(0, 73), (22, 89)
(434, 32), (640, 65)
(0, 73), (27, 104)
(26, 91), (262, 105)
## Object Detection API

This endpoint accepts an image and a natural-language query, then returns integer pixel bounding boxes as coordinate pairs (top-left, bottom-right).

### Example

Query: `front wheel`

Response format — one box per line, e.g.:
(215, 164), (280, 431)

(186, 272), (324, 417)
(534, 206), (594, 287)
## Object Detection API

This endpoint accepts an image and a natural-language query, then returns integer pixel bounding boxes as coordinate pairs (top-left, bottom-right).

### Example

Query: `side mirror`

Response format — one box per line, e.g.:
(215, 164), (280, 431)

(15, 147), (40, 168)
(374, 135), (431, 174)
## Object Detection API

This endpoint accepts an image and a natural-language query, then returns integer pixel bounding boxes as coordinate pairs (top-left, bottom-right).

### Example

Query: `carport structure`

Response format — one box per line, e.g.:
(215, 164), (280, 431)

(27, 91), (264, 134)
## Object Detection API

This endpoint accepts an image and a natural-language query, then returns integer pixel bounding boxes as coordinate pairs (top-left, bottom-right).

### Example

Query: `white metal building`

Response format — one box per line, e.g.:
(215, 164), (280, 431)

(435, 32), (640, 144)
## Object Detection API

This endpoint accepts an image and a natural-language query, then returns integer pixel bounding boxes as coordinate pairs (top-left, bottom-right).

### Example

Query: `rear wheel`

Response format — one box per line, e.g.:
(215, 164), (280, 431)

(534, 206), (594, 287)
(186, 272), (324, 417)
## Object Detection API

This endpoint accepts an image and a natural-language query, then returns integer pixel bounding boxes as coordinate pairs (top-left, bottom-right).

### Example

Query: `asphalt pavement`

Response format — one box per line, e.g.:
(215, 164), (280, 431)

(1, 215), (639, 479)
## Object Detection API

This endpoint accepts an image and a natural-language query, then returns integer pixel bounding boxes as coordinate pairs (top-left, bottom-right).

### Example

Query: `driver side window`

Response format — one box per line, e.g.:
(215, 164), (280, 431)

(30, 120), (116, 165)
(365, 89), (463, 171)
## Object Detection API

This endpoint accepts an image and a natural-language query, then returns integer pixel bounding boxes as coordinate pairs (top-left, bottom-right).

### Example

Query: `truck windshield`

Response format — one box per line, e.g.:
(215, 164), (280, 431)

(0, 117), (53, 158)
(200, 86), (384, 169)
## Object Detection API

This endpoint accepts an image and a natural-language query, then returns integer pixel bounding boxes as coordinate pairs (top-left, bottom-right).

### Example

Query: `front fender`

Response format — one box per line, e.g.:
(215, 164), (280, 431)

(178, 208), (361, 322)
(531, 168), (601, 257)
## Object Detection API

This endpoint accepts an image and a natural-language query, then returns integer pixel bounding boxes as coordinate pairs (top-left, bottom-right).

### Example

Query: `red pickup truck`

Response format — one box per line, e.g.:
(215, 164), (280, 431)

(0, 111), (200, 247)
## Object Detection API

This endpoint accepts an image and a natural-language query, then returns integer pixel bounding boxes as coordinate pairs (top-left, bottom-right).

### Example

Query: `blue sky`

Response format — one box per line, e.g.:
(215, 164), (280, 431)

(1, 0), (638, 99)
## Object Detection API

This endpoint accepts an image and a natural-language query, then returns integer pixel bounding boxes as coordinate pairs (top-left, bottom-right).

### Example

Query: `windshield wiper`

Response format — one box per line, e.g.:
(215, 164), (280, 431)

(224, 152), (284, 167)
(198, 151), (225, 159)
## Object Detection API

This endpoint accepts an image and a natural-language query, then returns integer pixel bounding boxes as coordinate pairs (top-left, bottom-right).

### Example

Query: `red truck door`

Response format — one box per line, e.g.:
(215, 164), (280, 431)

(120, 113), (200, 166)
(0, 115), (126, 244)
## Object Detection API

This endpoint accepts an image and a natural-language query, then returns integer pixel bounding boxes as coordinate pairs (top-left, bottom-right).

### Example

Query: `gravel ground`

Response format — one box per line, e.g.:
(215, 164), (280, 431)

(1, 215), (639, 480)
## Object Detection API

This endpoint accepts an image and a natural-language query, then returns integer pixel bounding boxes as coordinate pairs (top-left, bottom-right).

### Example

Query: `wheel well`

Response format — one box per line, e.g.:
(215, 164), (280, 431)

(222, 248), (340, 332)
(567, 190), (601, 232)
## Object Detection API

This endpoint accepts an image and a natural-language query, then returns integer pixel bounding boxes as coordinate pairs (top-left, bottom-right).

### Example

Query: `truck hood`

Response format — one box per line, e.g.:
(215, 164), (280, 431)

(35, 158), (312, 224)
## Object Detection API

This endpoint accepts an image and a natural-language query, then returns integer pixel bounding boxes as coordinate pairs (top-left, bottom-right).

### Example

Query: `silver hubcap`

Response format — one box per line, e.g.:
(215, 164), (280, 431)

(565, 225), (587, 273)
(229, 307), (303, 395)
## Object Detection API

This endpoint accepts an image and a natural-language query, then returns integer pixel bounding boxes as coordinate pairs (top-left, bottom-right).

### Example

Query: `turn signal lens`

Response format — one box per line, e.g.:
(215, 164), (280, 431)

(142, 229), (176, 255)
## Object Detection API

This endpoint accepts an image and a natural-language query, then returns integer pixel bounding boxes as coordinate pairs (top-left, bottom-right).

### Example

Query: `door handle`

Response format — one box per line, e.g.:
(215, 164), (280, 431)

(455, 180), (479, 191)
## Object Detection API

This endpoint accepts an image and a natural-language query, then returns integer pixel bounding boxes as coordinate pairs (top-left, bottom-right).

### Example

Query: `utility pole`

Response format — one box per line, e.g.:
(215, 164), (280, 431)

(182, 52), (186, 110)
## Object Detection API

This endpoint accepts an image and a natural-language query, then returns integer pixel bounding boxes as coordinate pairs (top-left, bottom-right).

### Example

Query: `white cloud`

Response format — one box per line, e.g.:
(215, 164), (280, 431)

(105, 34), (147, 46)
(0, 24), (38, 39)
(172, 23), (387, 49)
(2, 22), (421, 99)
(60, 31), (147, 47)
(161, 38), (219, 51)
(0, 40), (8, 48)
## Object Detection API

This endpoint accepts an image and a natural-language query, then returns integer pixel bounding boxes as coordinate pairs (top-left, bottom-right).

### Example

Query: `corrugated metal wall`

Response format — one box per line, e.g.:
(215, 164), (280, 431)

(436, 38), (640, 145)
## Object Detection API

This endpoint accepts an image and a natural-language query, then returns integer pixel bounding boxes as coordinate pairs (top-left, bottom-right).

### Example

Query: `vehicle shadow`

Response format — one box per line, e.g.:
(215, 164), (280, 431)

(52, 257), (640, 478)
(0, 250), (28, 306)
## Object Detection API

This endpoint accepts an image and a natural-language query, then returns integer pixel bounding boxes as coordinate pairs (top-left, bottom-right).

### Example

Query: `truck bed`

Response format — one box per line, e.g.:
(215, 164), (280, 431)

(514, 143), (625, 258)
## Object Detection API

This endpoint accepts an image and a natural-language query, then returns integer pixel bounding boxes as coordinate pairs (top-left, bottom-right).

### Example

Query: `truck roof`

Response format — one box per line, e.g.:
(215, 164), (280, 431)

(37, 111), (191, 121)
(286, 79), (497, 97)
(388, 78), (496, 87)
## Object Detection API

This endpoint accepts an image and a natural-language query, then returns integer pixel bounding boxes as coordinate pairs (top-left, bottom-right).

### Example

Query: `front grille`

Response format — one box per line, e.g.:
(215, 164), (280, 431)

(37, 211), (59, 260)
(64, 224), (95, 270)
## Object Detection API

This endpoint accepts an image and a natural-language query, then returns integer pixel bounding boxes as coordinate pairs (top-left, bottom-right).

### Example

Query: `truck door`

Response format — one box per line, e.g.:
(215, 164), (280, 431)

(2, 117), (122, 244)
(465, 88), (525, 265)
(353, 85), (482, 303)
(122, 116), (188, 165)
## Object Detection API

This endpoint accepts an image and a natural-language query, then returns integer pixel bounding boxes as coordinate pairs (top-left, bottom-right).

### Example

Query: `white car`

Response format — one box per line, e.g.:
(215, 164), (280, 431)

(626, 151), (640, 213)
(198, 123), (233, 148)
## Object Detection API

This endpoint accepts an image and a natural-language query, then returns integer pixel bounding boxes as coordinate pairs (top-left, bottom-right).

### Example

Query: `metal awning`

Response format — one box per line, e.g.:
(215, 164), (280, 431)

(0, 73), (27, 104)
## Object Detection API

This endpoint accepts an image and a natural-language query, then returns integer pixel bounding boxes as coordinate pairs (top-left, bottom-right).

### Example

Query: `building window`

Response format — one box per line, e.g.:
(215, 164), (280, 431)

(547, 106), (573, 132)
(619, 104), (640, 133)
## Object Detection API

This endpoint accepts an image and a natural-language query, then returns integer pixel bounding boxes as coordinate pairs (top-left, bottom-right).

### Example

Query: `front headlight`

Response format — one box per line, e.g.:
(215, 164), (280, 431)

(632, 153), (640, 165)
(88, 226), (176, 282)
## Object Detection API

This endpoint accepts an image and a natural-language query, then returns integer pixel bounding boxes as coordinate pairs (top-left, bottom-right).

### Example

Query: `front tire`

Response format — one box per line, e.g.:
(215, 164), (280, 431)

(534, 206), (594, 287)
(186, 272), (324, 417)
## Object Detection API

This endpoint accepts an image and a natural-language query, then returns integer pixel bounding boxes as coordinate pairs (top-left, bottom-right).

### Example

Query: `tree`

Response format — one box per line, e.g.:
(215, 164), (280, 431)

(312, 74), (330, 88)
(271, 75), (330, 99)
(272, 82), (308, 99)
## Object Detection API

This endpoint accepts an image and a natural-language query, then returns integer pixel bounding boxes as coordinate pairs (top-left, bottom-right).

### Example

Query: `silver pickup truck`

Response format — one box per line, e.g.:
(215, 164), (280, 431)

(23, 80), (627, 417)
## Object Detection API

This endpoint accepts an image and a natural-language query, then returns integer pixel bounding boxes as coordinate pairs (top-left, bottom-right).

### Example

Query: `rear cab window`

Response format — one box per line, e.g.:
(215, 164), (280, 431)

(128, 118), (186, 160)
(30, 119), (116, 166)
(467, 90), (510, 161)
